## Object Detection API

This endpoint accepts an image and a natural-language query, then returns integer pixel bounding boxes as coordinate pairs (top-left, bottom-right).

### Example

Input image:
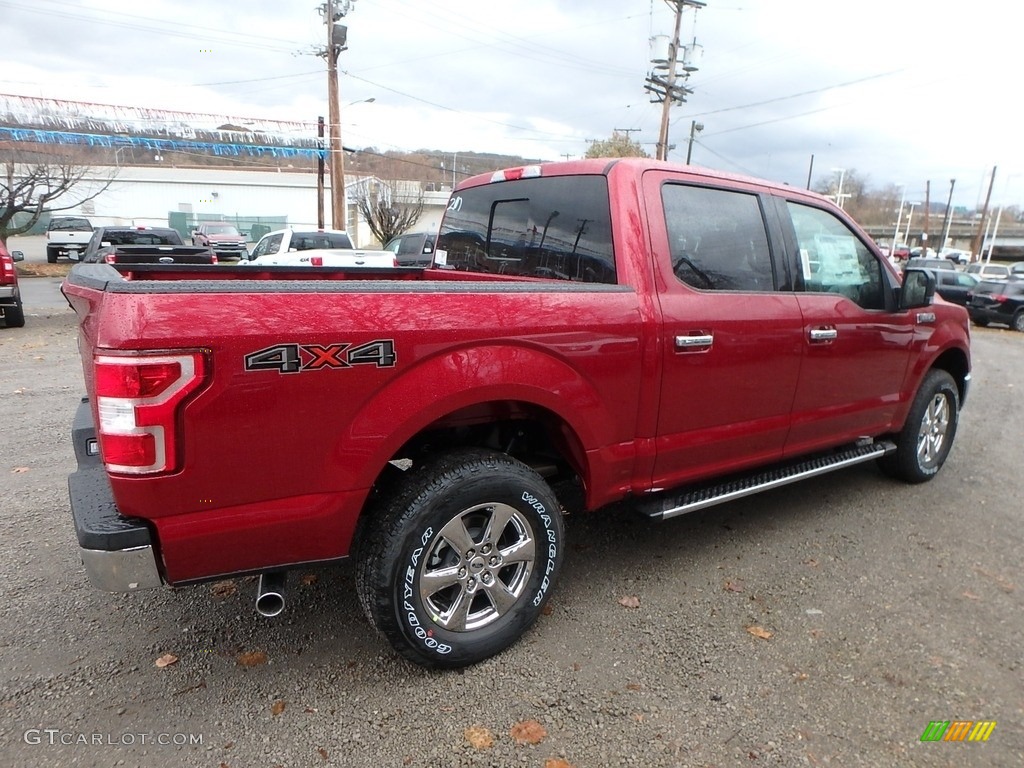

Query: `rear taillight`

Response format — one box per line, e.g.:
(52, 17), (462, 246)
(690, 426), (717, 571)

(210, 254), (218, 264)
(94, 352), (207, 474)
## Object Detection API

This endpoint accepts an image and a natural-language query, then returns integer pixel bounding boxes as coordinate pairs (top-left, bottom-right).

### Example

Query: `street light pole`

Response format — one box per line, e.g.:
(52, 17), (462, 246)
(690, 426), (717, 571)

(892, 184), (906, 251)
(686, 120), (703, 164)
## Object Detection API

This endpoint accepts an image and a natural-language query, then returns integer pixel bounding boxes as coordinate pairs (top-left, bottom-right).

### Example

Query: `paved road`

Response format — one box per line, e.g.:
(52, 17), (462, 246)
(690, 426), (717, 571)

(0, 312), (1021, 768)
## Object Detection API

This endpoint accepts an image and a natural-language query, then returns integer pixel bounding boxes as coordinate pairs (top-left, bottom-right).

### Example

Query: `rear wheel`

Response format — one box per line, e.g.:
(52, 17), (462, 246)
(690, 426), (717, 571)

(1012, 310), (1024, 332)
(355, 448), (564, 668)
(878, 370), (959, 483)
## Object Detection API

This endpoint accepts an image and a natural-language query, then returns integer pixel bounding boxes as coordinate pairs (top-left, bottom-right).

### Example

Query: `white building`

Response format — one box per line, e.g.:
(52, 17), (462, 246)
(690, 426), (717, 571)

(67, 165), (451, 248)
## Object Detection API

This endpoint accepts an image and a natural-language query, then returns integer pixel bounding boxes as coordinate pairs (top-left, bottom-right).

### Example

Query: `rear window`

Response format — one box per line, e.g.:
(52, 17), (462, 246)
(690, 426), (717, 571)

(49, 217), (92, 231)
(435, 175), (616, 284)
(102, 230), (183, 246)
(289, 232), (353, 250)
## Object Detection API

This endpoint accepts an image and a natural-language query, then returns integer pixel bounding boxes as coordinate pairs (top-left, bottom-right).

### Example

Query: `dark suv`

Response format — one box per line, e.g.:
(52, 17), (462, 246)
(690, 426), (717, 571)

(967, 277), (1024, 331)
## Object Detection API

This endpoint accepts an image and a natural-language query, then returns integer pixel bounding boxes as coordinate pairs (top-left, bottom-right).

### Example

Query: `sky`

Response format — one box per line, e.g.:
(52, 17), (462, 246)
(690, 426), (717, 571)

(1, 0), (1020, 212)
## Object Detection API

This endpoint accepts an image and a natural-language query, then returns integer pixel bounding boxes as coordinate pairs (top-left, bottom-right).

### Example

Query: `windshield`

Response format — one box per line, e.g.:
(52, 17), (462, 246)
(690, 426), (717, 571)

(205, 224), (240, 235)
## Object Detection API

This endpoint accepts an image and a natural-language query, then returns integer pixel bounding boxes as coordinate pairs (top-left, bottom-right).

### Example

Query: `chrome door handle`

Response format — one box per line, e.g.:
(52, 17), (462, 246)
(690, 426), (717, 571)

(809, 328), (838, 342)
(675, 334), (714, 350)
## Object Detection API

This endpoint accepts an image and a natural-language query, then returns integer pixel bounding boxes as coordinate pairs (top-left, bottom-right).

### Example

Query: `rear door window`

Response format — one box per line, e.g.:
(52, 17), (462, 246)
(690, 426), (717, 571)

(661, 184), (774, 291)
(436, 175), (616, 283)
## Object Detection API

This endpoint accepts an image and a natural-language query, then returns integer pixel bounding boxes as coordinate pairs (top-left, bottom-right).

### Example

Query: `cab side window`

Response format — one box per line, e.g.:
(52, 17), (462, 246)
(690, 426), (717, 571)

(661, 184), (774, 291)
(787, 202), (884, 310)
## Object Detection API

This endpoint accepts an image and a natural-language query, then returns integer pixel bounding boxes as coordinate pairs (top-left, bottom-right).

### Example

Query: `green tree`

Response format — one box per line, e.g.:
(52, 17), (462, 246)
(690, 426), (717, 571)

(585, 131), (649, 159)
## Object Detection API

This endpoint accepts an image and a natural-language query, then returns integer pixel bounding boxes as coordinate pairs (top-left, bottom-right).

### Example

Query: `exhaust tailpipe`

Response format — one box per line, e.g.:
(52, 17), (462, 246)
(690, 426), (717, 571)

(255, 571), (287, 617)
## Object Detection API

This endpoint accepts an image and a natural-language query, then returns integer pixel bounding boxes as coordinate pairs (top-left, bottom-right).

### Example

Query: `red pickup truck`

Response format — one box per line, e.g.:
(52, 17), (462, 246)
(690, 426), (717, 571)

(62, 158), (971, 668)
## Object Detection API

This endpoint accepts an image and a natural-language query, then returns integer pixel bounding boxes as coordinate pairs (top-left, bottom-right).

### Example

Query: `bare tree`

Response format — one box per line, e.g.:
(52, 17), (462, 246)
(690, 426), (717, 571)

(0, 144), (116, 245)
(354, 180), (425, 246)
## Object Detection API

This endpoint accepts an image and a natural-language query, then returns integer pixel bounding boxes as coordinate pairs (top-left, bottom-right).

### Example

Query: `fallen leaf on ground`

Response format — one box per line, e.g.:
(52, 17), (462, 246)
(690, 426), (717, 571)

(210, 580), (237, 598)
(626, 683), (642, 692)
(301, 574), (318, 586)
(237, 651), (268, 667)
(541, 602), (554, 615)
(155, 653), (179, 668)
(464, 725), (494, 750)
(745, 625), (773, 640)
(724, 579), (744, 593)
(804, 558), (820, 568)
(618, 595), (641, 609)
(271, 700), (285, 716)
(11, 467), (30, 474)
(510, 719), (547, 745)
(962, 590), (981, 600)
(317, 747), (328, 760)
(545, 760), (575, 768)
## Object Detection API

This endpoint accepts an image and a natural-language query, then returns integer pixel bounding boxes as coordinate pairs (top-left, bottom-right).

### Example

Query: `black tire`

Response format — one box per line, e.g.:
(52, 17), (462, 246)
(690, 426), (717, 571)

(355, 448), (564, 668)
(878, 370), (959, 483)
(46, 246), (58, 264)
(3, 294), (25, 328)
(1012, 311), (1024, 333)
(972, 317), (989, 327)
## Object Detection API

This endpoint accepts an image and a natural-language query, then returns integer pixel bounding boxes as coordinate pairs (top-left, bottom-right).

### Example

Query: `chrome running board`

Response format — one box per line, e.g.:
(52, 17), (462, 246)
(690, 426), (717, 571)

(639, 441), (896, 521)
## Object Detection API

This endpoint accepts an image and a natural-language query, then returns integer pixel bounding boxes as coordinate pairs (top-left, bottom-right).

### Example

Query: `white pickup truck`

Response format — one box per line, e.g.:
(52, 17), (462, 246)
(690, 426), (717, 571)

(242, 227), (396, 268)
(46, 216), (94, 263)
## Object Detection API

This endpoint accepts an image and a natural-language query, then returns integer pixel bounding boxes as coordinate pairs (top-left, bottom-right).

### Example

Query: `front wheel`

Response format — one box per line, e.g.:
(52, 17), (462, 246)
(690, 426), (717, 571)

(355, 448), (564, 668)
(878, 370), (959, 483)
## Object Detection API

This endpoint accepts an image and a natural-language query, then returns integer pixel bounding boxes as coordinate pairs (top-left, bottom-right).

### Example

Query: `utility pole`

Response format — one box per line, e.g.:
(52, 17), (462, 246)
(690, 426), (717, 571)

(320, 0), (355, 231)
(685, 119), (703, 164)
(645, 0), (704, 161)
(970, 166), (996, 261)
(317, 115), (325, 229)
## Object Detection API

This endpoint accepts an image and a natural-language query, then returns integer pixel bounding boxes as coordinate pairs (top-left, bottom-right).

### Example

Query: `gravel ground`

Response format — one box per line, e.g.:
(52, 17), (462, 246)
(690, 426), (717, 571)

(1, 304), (1022, 768)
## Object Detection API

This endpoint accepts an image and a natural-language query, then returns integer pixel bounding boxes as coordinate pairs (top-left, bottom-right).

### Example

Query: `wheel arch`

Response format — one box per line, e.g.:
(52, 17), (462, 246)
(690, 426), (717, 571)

(335, 343), (626, 528)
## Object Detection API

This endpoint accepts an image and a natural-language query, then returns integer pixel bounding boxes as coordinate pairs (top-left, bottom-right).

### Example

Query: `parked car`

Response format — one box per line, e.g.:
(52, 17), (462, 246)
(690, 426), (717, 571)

(909, 247), (937, 259)
(967, 277), (1024, 330)
(940, 248), (972, 265)
(1009, 262), (1024, 276)
(891, 244), (911, 261)
(82, 226), (217, 265)
(382, 231), (436, 267)
(965, 262), (1010, 281)
(905, 257), (956, 273)
(0, 241), (25, 327)
(934, 270), (979, 306)
(191, 222), (248, 261)
(246, 228), (353, 261)
(46, 216), (94, 263)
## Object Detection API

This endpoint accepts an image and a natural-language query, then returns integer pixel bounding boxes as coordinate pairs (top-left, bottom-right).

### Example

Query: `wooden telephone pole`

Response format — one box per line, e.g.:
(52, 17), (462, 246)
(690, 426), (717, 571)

(645, 0), (705, 161)
(322, 0), (354, 231)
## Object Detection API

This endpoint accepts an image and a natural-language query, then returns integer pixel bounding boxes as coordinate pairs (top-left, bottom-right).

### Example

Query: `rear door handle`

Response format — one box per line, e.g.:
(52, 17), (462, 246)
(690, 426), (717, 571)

(809, 327), (838, 342)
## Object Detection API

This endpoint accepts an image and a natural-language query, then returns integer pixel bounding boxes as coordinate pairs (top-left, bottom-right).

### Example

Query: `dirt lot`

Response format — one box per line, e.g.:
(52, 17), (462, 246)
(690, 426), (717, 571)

(0, 302), (1022, 768)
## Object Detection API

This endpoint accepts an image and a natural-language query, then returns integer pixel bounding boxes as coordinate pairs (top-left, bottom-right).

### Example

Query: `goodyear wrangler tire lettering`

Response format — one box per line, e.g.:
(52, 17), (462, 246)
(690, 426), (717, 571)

(354, 448), (564, 669)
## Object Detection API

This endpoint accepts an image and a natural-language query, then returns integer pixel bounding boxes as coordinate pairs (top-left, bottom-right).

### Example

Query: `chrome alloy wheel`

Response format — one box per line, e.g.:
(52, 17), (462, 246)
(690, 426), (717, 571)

(419, 503), (536, 632)
(917, 392), (950, 468)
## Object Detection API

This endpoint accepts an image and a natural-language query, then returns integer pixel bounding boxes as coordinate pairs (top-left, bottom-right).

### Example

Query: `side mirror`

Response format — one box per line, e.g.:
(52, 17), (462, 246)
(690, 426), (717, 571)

(10, 250), (24, 262)
(899, 268), (936, 310)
